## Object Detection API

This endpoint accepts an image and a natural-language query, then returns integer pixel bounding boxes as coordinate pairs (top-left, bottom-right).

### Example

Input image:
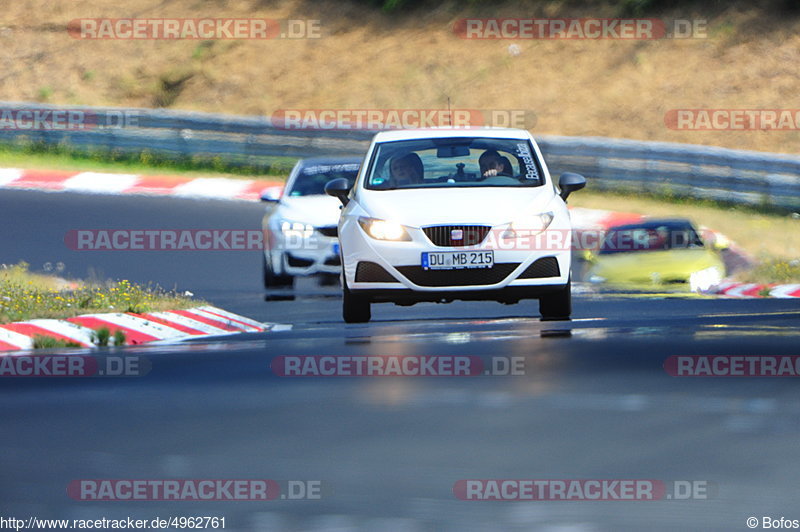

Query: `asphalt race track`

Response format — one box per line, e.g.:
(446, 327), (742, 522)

(2, 189), (800, 531)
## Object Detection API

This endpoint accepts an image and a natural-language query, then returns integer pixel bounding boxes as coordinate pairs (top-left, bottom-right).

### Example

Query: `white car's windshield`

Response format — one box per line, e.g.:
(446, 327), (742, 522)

(364, 137), (545, 190)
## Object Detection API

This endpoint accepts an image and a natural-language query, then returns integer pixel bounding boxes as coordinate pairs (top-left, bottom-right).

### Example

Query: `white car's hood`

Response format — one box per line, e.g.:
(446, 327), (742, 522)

(358, 187), (556, 227)
(277, 195), (342, 227)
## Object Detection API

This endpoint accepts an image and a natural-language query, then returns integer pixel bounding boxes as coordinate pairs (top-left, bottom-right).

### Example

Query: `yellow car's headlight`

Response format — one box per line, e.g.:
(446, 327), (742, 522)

(689, 266), (723, 293)
(358, 217), (411, 241)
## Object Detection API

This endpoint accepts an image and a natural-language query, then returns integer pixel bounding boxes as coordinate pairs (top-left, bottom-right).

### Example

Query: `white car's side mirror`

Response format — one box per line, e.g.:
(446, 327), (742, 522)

(325, 178), (352, 206)
(558, 173), (586, 201)
(260, 187), (282, 203)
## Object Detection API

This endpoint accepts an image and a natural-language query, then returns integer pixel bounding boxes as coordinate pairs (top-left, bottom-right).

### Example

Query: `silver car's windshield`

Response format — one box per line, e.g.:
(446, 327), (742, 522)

(286, 163), (359, 197)
(364, 137), (545, 190)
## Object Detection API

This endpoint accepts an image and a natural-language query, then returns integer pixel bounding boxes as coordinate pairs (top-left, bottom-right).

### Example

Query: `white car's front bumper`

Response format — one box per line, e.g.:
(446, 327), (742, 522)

(340, 220), (570, 303)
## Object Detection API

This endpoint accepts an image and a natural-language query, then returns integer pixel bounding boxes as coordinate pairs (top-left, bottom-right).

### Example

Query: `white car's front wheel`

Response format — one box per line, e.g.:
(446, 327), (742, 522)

(539, 277), (571, 321)
(343, 277), (371, 323)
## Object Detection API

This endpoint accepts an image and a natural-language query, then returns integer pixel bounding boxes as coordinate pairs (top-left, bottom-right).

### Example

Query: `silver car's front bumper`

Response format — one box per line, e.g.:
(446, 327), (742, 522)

(266, 232), (340, 277)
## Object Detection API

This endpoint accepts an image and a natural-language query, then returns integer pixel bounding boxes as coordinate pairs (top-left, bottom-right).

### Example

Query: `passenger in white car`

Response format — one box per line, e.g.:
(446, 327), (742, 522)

(389, 153), (424, 186)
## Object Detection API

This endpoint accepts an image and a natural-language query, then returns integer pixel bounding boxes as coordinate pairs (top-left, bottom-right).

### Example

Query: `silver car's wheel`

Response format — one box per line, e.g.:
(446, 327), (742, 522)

(263, 253), (294, 289)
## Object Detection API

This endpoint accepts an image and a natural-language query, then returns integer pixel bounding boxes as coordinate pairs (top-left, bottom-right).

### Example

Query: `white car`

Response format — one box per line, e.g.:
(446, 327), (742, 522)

(261, 157), (361, 287)
(325, 128), (586, 323)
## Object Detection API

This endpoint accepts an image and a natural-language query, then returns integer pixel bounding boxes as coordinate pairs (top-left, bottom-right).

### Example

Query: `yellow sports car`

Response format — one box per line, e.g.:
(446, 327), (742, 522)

(584, 218), (726, 292)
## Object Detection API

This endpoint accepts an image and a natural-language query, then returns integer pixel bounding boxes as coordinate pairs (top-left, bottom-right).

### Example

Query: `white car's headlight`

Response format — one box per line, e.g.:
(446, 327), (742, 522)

(280, 220), (314, 239)
(358, 217), (411, 241)
(504, 212), (554, 238)
(689, 266), (723, 293)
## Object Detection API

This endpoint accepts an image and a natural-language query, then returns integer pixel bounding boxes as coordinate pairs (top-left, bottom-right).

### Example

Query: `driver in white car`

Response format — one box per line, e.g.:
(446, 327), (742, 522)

(479, 150), (513, 178)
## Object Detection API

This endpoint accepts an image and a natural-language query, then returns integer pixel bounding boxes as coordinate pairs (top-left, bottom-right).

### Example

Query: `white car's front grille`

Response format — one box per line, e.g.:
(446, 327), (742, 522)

(422, 225), (491, 247)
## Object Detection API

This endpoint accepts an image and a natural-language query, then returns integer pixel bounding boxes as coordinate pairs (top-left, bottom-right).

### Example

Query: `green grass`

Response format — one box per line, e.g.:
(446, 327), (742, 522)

(0, 142), (296, 181)
(32, 335), (82, 349)
(31, 328), (127, 349)
(91, 327), (127, 347)
(0, 262), (202, 324)
(734, 259), (800, 284)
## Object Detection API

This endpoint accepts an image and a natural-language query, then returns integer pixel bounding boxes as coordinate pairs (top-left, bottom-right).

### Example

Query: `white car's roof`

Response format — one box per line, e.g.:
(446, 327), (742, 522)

(371, 127), (531, 142)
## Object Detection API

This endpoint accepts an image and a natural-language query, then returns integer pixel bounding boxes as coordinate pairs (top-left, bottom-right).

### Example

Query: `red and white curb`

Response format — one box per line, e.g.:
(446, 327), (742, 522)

(710, 282), (800, 299)
(0, 168), (282, 202)
(0, 305), (289, 352)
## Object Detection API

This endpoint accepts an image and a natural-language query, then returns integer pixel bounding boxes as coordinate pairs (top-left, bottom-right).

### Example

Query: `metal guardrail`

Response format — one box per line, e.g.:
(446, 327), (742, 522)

(1, 101), (798, 209)
(536, 136), (800, 210)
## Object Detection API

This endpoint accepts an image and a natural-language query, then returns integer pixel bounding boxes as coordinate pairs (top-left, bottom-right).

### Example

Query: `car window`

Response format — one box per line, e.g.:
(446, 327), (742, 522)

(364, 137), (544, 190)
(599, 223), (705, 255)
(286, 164), (359, 197)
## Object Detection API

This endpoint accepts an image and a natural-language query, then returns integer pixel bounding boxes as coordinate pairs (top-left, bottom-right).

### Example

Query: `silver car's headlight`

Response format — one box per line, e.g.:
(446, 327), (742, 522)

(358, 217), (411, 241)
(279, 220), (314, 239)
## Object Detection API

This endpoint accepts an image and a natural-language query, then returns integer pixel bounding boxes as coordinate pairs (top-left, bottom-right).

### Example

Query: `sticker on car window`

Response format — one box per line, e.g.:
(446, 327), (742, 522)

(515, 143), (540, 181)
(303, 164), (360, 176)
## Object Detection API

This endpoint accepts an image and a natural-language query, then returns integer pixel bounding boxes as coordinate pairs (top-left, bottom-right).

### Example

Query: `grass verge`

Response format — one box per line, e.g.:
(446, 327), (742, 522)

(0, 142), (296, 181)
(733, 259), (800, 284)
(32, 335), (82, 349)
(0, 262), (202, 324)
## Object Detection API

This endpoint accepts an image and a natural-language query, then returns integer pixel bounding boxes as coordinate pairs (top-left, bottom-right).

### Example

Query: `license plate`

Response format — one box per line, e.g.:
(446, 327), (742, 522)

(332, 242), (340, 255)
(421, 251), (494, 270)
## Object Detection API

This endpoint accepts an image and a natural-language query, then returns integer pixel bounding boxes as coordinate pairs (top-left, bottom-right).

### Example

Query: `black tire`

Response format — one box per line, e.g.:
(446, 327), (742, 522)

(342, 277), (371, 323)
(539, 278), (571, 321)
(317, 273), (340, 286)
(263, 253), (294, 289)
